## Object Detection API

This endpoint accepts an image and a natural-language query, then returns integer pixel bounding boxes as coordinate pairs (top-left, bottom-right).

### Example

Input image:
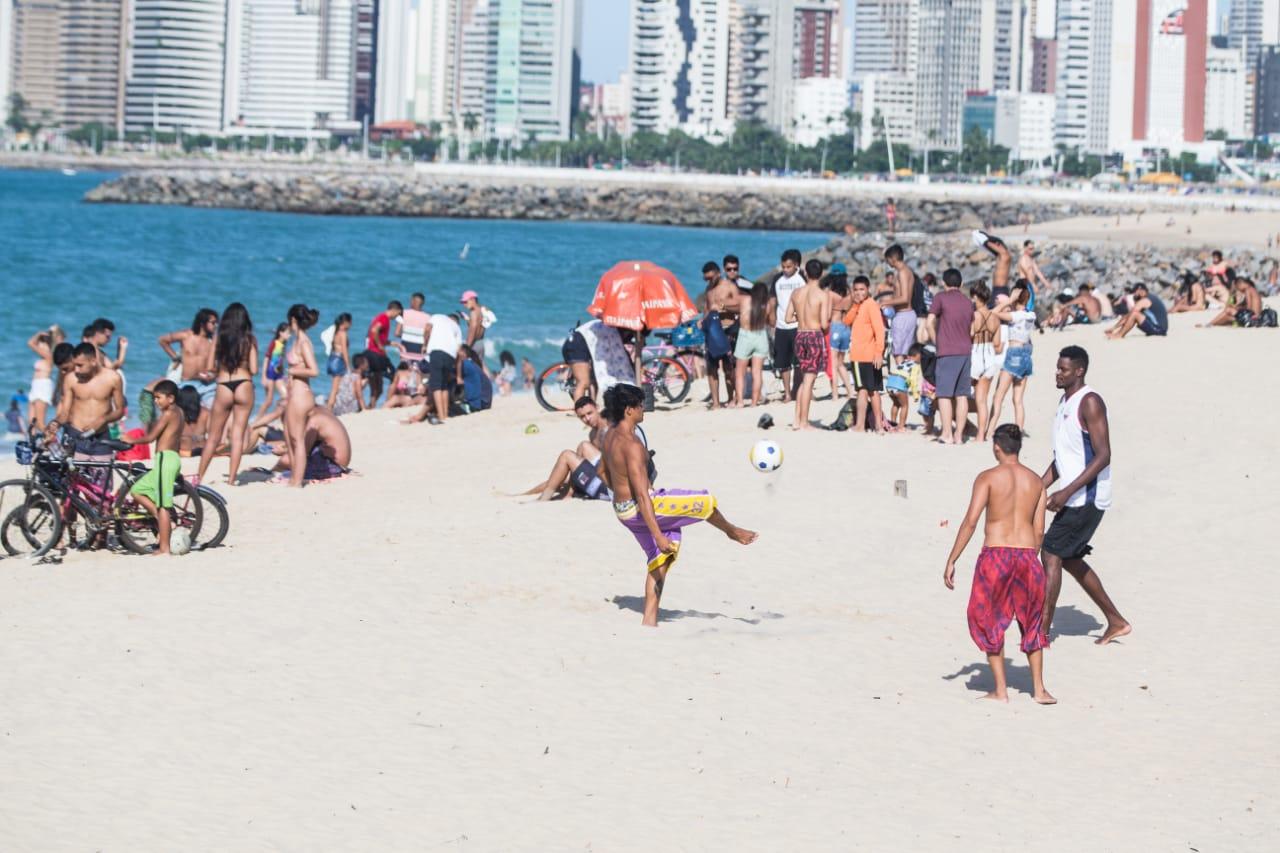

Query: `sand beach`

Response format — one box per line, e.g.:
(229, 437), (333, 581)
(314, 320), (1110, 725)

(0, 306), (1275, 850)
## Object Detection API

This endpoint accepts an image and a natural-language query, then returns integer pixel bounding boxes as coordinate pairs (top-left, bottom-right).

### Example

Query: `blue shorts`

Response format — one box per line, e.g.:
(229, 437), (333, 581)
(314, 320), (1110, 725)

(1002, 346), (1033, 379)
(829, 321), (851, 353)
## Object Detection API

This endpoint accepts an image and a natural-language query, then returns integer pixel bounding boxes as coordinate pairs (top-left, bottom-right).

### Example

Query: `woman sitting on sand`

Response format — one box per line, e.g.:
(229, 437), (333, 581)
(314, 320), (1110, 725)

(1171, 273), (1208, 313)
(382, 362), (425, 409)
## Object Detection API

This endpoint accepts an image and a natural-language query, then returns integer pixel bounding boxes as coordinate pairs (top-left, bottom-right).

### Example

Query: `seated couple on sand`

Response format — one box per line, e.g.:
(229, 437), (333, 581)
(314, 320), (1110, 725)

(518, 395), (655, 502)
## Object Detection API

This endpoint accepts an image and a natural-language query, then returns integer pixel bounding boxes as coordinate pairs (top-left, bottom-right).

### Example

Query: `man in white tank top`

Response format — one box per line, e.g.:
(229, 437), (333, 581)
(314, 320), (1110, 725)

(1040, 346), (1132, 645)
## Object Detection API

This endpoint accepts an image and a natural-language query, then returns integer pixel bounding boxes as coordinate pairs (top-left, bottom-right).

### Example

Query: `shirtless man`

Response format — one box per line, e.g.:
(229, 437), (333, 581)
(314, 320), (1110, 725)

(49, 343), (125, 460)
(882, 245), (917, 361)
(460, 290), (491, 350)
(519, 396), (610, 501)
(1205, 276), (1264, 326)
(601, 384), (756, 627)
(701, 261), (742, 408)
(273, 406), (352, 480)
(974, 232), (1014, 302)
(1017, 241), (1051, 293)
(785, 258), (832, 431)
(1049, 283), (1103, 328)
(159, 309), (218, 409)
(1107, 282), (1167, 338)
(944, 424), (1055, 704)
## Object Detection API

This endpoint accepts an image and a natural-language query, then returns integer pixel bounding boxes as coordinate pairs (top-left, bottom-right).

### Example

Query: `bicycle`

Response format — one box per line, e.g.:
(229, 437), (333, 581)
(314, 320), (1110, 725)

(0, 433), (203, 558)
(534, 329), (695, 413)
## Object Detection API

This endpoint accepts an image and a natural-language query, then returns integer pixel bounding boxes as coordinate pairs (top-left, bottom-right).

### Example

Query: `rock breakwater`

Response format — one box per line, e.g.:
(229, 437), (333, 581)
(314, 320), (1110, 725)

(85, 168), (1129, 233)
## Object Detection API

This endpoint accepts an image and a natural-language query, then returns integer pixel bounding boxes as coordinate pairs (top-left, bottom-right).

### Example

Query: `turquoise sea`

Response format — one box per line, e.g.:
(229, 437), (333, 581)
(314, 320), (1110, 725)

(1, 168), (828, 426)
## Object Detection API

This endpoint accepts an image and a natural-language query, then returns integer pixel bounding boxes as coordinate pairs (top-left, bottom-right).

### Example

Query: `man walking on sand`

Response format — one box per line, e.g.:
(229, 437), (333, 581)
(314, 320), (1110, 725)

(927, 269), (975, 444)
(945, 424), (1055, 704)
(1041, 346), (1131, 645)
(601, 384), (757, 627)
(785, 258), (831, 430)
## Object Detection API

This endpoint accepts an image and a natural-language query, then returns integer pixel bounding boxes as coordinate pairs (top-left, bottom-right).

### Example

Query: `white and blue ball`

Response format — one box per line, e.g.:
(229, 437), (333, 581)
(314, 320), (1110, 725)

(750, 439), (783, 473)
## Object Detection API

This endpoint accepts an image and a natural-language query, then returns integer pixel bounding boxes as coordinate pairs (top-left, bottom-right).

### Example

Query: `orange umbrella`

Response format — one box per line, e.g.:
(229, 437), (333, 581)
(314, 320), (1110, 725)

(588, 261), (698, 332)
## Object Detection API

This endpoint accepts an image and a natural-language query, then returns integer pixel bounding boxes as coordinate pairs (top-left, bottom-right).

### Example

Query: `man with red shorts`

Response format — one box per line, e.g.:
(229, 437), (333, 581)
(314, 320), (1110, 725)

(944, 423), (1056, 704)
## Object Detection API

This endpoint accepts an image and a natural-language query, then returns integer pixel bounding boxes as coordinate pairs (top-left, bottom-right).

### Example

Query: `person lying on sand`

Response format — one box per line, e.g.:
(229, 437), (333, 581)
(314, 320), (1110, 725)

(944, 424), (1055, 704)
(601, 383), (757, 627)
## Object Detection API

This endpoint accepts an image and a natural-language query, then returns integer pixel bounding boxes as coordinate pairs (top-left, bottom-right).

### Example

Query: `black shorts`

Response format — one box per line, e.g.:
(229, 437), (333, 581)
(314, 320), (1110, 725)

(401, 341), (424, 356)
(773, 327), (798, 371)
(562, 331), (591, 365)
(1043, 504), (1106, 561)
(851, 362), (883, 393)
(364, 351), (394, 380)
(427, 350), (457, 392)
(705, 350), (734, 374)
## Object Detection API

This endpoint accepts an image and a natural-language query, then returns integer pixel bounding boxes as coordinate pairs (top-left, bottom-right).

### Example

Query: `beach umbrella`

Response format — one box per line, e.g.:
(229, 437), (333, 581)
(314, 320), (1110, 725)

(588, 260), (698, 385)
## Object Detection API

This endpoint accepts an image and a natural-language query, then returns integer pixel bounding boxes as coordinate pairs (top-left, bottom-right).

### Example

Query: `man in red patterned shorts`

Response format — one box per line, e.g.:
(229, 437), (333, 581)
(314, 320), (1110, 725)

(944, 424), (1056, 704)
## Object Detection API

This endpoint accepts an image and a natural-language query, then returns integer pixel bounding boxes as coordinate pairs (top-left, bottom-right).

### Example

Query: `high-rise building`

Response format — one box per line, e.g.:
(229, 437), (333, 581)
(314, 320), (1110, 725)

(1054, 0), (1136, 154)
(228, 0), (356, 133)
(1205, 36), (1249, 137)
(992, 89), (1055, 158)
(857, 72), (915, 148)
(1228, 0), (1280, 71)
(851, 0), (917, 79)
(916, 0), (982, 149)
(793, 0), (841, 78)
(414, 0), (456, 125)
(125, 0), (232, 132)
(1030, 36), (1055, 93)
(0, 0), (11, 110)
(486, 0), (582, 142)
(454, 0), (489, 134)
(5, 0), (129, 131)
(375, 0), (413, 121)
(978, 0), (1034, 93)
(8, 1), (60, 125)
(630, 0), (732, 137)
(1133, 0), (1209, 145)
(1257, 43), (1280, 135)
(790, 75), (848, 144)
(353, 0), (378, 125)
(729, 0), (841, 133)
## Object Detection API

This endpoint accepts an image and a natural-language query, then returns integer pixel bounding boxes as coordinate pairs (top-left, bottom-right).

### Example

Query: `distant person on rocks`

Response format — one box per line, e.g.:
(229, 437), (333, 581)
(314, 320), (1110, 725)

(885, 198), (897, 236)
(785, 258), (831, 431)
(927, 268), (975, 445)
(974, 231), (1014, 302)
(944, 424), (1055, 704)
(1050, 284), (1104, 327)
(883, 244), (919, 364)
(768, 248), (805, 403)
(1040, 346), (1131, 645)
(601, 383), (757, 627)
(1017, 240), (1051, 293)
(1106, 282), (1167, 338)
(363, 300), (403, 406)
(159, 308), (218, 409)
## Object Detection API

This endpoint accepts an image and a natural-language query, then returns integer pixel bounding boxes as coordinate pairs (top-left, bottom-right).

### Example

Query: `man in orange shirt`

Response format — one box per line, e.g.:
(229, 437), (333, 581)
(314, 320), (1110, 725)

(843, 275), (886, 433)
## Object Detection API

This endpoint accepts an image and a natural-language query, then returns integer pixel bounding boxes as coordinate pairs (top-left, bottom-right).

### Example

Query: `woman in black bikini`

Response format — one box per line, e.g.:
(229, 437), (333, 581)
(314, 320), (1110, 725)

(197, 302), (258, 486)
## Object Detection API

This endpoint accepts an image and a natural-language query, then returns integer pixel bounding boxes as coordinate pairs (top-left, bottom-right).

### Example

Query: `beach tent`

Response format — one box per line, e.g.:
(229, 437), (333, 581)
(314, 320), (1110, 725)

(588, 261), (698, 384)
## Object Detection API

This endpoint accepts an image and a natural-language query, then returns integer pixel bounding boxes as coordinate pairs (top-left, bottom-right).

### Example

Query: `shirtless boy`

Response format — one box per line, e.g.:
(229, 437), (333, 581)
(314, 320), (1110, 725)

(944, 424), (1055, 704)
(601, 384), (756, 627)
(159, 309), (218, 409)
(784, 258), (832, 430)
(50, 343), (125, 460)
(122, 380), (186, 556)
(1017, 241), (1051, 292)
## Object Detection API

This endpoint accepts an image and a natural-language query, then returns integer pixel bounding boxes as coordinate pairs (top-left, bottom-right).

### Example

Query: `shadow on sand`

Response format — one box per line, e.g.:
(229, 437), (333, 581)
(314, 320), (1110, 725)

(611, 596), (783, 625)
(1049, 605), (1105, 641)
(943, 661), (1037, 697)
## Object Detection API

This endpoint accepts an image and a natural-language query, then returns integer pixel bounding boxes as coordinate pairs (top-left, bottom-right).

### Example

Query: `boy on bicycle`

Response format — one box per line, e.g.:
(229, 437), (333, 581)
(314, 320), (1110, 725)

(122, 380), (185, 556)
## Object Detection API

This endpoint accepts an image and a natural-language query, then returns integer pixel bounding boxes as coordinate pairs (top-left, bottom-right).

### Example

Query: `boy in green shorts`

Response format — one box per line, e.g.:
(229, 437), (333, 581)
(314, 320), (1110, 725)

(122, 380), (185, 556)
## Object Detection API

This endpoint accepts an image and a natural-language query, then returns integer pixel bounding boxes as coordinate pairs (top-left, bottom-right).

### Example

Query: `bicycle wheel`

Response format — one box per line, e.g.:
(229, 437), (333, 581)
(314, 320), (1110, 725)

(535, 362), (579, 412)
(114, 476), (204, 555)
(648, 357), (691, 404)
(193, 485), (230, 550)
(0, 479), (63, 558)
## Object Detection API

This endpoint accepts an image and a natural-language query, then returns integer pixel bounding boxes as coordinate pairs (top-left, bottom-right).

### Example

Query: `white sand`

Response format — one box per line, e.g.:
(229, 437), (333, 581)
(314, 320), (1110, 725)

(1013, 207), (1280, 251)
(0, 312), (1275, 850)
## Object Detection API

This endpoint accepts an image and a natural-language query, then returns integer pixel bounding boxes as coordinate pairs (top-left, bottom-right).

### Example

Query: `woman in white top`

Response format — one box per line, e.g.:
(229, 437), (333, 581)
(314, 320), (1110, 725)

(985, 283), (1037, 440)
(26, 325), (65, 429)
(968, 282), (1003, 441)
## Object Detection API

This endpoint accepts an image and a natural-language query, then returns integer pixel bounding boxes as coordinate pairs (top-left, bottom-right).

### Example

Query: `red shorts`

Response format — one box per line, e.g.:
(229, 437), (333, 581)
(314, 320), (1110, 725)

(967, 546), (1048, 654)
(794, 330), (828, 375)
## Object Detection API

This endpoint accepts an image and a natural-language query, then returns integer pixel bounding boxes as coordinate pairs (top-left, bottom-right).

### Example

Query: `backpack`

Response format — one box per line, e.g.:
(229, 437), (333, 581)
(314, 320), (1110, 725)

(1258, 307), (1278, 328)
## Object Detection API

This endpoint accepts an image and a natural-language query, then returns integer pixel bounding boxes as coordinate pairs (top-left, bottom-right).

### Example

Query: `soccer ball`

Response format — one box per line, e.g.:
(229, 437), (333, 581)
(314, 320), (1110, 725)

(170, 528), (193, 556)
(749, 439), (783, 473)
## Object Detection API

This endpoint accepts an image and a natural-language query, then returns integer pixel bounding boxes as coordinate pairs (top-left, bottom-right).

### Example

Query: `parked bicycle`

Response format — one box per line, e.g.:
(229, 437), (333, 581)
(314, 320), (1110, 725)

(534, 324), (699, 413)
(0, 432), (205, 558)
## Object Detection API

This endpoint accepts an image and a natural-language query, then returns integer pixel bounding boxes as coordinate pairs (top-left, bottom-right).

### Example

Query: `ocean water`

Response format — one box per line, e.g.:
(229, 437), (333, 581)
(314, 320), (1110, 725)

(1, 168), (828, 420)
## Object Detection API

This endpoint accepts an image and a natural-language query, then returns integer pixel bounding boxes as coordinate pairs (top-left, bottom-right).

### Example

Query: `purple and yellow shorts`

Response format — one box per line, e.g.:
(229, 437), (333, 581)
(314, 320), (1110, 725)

(614, 488), (716, 573)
